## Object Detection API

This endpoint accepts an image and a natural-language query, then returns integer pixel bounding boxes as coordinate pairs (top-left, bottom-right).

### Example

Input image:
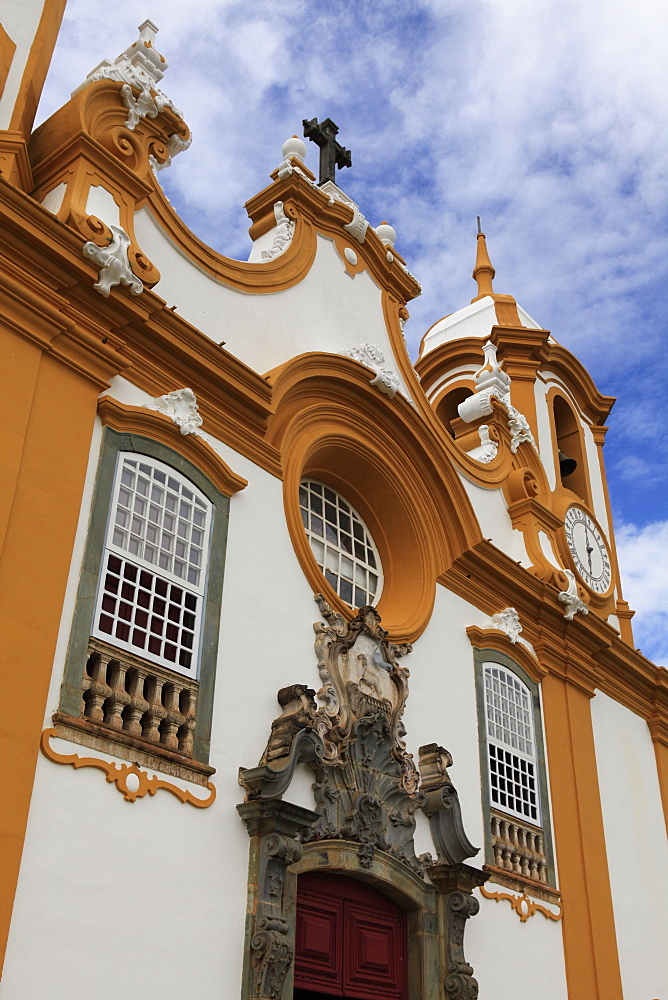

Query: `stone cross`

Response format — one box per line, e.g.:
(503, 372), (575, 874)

(302, 117), (352, 184)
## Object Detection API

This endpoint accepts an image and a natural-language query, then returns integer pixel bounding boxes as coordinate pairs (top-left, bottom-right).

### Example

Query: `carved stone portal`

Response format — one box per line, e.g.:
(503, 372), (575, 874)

(238, 598), (487, 1000)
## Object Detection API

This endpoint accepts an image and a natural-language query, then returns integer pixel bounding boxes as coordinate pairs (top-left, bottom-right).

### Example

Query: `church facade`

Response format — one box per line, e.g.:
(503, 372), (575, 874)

(0, 6), (666, 1000)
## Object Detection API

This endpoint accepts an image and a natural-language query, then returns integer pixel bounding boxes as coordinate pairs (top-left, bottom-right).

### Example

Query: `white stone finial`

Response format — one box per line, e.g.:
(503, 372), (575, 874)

(281, 136), (306, 163)
(82, 225), (143, 297)
(375, 221), (396, 248)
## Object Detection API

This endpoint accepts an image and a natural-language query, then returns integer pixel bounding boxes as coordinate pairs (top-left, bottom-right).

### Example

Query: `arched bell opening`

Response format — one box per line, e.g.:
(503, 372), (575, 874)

(551, 392), (590, 504)
(435, 385), (472, 439)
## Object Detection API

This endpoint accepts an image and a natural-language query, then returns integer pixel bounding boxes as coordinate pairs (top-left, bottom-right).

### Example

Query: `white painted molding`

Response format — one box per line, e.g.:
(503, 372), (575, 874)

(466, 424), (498, 464)
(481, 607), (536, 653)
(82, 225), (143, 297)
(557, 570), (589, 620)
(74, 20), (187, 163)
(145, 388), (207, 439)
(149, 132), (192, 174)
(260, 202), (296, 261)
(343, 343), (400, 398)
(343, 205), (369, 244)
(457, 339), (536, 453)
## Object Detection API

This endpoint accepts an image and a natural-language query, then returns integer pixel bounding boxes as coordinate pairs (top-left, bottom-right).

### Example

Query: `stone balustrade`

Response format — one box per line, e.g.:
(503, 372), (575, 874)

(490, 809), (548, 884)
(81, 637), (198, 756)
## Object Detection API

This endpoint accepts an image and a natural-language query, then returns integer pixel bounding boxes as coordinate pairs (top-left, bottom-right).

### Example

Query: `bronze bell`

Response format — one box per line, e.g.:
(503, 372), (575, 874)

(559, 451), (577, 477)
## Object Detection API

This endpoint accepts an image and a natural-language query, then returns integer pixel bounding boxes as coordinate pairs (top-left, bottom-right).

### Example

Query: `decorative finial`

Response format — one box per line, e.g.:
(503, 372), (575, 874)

(477, 215), (482, 234)
(375, 221), (396, 247)
(302, 117), (352, 185)
(281, 135), (306, 164)
(472, 225), (495, 300)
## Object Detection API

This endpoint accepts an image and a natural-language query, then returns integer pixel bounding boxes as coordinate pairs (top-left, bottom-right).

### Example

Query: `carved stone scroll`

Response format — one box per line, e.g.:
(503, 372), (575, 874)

(430, 863), (489, 1000)
(419, 744), (479, 865)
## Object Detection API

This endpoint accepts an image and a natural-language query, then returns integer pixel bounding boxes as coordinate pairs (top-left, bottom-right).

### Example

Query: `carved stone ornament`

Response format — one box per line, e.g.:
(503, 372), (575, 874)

(558, 569), (589, 620)
(240, 599), (480, 883)
(82, 225), (143, 297)
(429, 864), (488, 1000)
(149, 132), (192, 174)
(261, 202), (296, 261)
(343, 343), (400, 398)
(74, 20), (189, 172)
(466, 424), (498, 464)
(146, 387), (207, 438)
(481, 607), (535, 652)
(75, 20), (183, 124)
(343, 204), (369, 244)
(457, 340), (536, 454)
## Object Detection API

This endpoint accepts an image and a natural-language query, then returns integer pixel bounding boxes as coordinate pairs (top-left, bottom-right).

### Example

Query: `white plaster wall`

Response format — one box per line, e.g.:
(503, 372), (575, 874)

(133, 207), (413, 397)
(456, 471), (531, 567)
(590, 691), (668, 1000)
(420, 297), (498, 355)
(581, 418), (610, 534)
(534, 376), (557, 490)
(1, 378), (319, 1000)
(468, 889), (568, 999)
(420, 297), (542, 358)
(0, 1), (46, 131)
(2, 376), (570, 998)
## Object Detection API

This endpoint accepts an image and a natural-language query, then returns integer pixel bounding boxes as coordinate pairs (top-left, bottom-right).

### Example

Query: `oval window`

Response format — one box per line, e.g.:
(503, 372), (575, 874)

(299, 478), (383, 608)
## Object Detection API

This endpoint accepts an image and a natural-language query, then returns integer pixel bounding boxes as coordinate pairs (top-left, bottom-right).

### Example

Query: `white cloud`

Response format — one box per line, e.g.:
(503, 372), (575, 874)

(616, 520), (668, 665)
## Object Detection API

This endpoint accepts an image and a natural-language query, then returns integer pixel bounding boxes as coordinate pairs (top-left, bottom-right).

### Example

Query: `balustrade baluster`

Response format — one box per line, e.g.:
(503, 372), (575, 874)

(84, 652), (112, 722)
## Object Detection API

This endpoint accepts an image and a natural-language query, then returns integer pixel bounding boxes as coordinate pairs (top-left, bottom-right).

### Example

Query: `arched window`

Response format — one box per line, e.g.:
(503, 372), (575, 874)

(473, 649), (556, 889)
(93, 453), (212, 677)
(299, 478), (382, 608)
(483, 662), (539, 824)
(552, 393), (589, 502)
(57, 429), (231, 779)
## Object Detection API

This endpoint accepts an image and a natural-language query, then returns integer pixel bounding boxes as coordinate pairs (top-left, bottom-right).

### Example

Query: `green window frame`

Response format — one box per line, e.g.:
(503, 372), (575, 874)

(58, 428), (230, 766)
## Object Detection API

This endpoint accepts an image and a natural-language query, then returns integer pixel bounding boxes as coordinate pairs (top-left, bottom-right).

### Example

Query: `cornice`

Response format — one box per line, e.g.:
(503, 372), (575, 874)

(444, 541), (668, 718)
(541, 343), (615, 425)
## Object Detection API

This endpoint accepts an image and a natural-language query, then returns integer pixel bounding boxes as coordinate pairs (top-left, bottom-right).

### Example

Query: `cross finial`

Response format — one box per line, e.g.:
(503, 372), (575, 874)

(302, 117), (352, 185)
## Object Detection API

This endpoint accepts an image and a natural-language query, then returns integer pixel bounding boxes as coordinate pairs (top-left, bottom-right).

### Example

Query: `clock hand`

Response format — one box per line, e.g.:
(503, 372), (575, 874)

(585, 524), (594, 574)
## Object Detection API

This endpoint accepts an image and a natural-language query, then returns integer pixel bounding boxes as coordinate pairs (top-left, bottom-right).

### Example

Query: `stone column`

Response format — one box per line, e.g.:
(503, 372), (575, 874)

(237, 799), (318, 1000)
(429, 862), (488, 1000)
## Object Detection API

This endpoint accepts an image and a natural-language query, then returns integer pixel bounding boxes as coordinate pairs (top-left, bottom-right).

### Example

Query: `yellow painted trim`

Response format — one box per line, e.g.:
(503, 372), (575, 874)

(40, 729), (216, 808)
(0, 23), (17, 100)
(541, 673), (624, 1000)
(9, 0), (67, 138)
(479, 884), (562, 922)
(97, 396), (248, 497)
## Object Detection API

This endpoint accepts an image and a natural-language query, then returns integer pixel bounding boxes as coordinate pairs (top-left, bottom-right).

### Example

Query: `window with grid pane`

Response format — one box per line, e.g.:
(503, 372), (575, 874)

(92, 454), (212, 677)
(483, 663), (540, 823)
(299, 479), (382, 608)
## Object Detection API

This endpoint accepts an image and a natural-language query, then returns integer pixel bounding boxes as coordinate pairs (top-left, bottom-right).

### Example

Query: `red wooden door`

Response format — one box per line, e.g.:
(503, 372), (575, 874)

(294, 872), (407, 1000)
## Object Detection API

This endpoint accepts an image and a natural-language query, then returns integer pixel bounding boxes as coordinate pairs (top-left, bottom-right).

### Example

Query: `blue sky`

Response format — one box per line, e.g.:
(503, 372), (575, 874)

(36, 0), (667, 664)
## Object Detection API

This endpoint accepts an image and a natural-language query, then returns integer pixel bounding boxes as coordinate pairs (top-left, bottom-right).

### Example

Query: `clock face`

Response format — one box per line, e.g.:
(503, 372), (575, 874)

(564, 507), (612, 595)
